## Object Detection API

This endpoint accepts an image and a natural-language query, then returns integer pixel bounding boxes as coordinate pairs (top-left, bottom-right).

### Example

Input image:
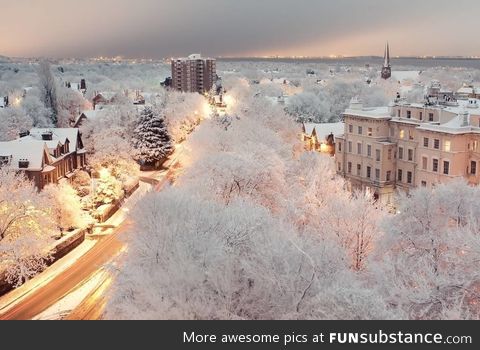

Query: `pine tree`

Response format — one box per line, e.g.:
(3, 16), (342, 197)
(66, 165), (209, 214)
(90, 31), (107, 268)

(132, 107), (173, 168)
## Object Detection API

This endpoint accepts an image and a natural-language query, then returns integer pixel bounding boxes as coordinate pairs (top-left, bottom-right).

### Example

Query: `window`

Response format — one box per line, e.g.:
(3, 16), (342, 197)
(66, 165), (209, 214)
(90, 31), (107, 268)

(429, 113), (434, 122)
(421, 181), (427, 187)
(443, 161), (450, 175)
(358, 126), (363, 135)
(419, 112), (423, 121)
(357, 164), (361, 176)
(367, 127), (373, 137)
(348, 162), (352, 173)
(338, 162), (341, 171)
(386, 171), (391, 182)
(423, 137), (429, 147)
(407, 110), (411, 119)
(357, 142), (362, 155)
(432, 158), (439, 172)
(397, 110), (401, 118)
(348, 141), (352, 153)
(367, 144), (372, 157)
(408, 149), (413, 161)
(407, 171), (413, 184)
(388, 149), (392, 160)
(375, 168), (380, 180)
(338, 142), (342, 152)
(422, 156), (428, 170)
(444, 140), (451, 152)
(399, 130), (405, 139)
(398, 169), (403, 182)
(376, 149), (381, 162)
(349, 124), (353, 133)
(366, 166), (371, 178)
(471, 161), (477, 175)
(398, 147), (404, 160)
(434, 139), (440, 149)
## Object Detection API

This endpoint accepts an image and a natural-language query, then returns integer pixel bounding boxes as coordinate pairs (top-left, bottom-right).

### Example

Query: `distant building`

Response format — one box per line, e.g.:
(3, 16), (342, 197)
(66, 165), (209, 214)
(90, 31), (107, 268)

(171, 54), (216, 94)
(302, 122), (344, 155)
(381, 42), (392, 80)
(0, 128), (87, 190)
(92, 91), (116, 109)
(65, 79), (87, 95)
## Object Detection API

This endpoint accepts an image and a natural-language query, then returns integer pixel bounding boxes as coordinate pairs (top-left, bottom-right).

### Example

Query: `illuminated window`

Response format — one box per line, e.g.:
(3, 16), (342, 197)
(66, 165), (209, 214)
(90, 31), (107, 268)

(399, 130), (405, 139)
(444, 140), (451, 152)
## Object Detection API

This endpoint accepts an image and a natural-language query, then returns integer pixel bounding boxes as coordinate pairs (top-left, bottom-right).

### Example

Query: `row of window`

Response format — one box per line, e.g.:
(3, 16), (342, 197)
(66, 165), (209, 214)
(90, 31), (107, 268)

(341, 141), (392, 161)
(342, 162), (390, 182)
(397, 109), (434, 121)
(397, 169), (414, 184)
(347, 124), (373, 136)
(422, 137), (450, 151)
(420, 156), (450, 174)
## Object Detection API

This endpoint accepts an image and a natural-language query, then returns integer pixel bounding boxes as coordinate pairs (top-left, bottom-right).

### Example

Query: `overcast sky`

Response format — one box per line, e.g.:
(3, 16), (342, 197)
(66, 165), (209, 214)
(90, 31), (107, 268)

(1, 0), (478, 58)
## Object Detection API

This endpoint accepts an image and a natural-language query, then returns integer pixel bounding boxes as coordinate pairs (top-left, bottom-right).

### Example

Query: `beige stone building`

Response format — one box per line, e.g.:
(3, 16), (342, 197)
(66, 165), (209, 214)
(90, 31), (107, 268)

(335, 97), (480, 204)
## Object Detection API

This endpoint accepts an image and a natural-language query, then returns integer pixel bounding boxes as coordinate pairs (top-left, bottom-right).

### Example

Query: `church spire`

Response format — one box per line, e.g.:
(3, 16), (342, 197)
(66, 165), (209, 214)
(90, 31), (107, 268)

(384, 42), (390, 67)
(381, 41), (392, 79)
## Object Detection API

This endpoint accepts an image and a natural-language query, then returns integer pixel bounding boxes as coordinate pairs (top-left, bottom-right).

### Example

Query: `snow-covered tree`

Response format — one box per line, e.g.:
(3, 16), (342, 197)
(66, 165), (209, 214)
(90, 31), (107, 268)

(0, 107), (33, 141)
(93, 169), (122, 207)
(105, 188), (396, 320)
(42, 182), (87, 232)
(132, 107), (173, 168)
(0, 168), (56, 286)
(36, 61), (58, 125)
(374, 180), (480, 319)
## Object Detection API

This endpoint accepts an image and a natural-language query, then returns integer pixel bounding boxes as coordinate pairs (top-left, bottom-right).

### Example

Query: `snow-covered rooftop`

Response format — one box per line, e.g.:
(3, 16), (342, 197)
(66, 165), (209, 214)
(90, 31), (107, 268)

(0, 141), (50, 171)
(344, 106), (391, 119)
(19, 128), (81, 152)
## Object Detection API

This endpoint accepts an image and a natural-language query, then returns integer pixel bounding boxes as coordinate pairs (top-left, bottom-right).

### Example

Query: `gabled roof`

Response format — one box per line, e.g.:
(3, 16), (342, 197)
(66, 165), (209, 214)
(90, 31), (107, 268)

(0, 141), (52, 171)
(19, 128), (82, 152)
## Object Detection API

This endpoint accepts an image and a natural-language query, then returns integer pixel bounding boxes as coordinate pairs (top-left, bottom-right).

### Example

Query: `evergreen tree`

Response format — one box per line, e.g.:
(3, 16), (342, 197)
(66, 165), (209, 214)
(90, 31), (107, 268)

(132, 107), (173, 167)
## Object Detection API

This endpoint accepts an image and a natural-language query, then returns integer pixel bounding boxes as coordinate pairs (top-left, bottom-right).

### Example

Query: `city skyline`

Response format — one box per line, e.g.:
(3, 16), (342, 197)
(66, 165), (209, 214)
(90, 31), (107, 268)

(0, 0), (479, 59)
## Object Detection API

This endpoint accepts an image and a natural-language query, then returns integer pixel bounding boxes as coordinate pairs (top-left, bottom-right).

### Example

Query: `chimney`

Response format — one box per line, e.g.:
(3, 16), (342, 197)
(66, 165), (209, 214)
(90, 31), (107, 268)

(349, 96), (363, 110)
(41, 131), (53, 141)
(18, 159), (29, 168)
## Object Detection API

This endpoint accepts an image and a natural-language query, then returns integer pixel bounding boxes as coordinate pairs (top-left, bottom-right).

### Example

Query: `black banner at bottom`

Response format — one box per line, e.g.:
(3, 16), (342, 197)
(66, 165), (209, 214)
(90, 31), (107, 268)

(2, 321), (477, 349)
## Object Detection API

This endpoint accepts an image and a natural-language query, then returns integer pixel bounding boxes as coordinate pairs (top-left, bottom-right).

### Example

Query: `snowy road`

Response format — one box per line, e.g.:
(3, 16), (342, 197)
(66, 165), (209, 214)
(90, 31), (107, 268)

(0, 142), (188, 320)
